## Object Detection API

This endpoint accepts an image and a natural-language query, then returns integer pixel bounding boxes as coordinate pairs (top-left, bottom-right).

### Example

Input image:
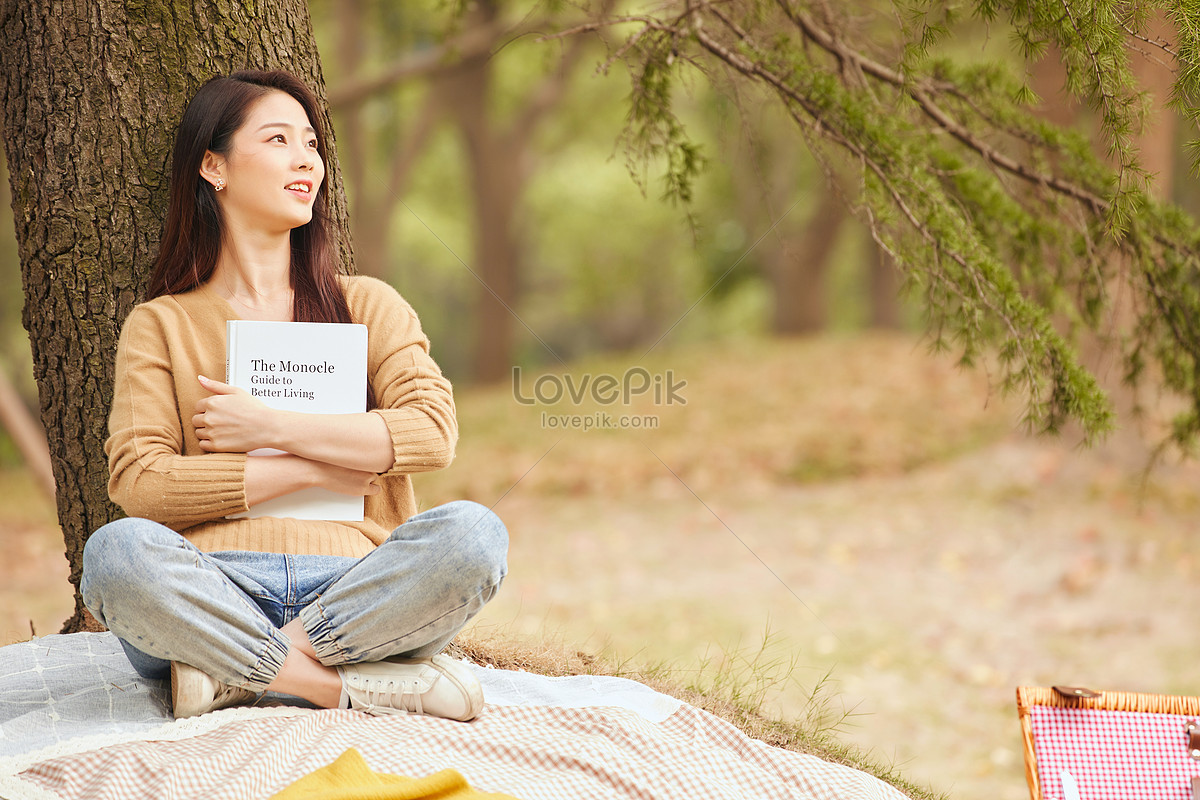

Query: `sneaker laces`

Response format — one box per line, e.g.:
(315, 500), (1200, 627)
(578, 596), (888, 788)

(213, 681), (256, 708)
(358, 675), (428, 715)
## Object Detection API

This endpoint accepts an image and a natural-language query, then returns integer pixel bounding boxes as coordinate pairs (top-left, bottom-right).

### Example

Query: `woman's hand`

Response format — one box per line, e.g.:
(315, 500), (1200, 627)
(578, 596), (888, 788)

(312, 461), (382, 497)
(193, 375), (278, 453)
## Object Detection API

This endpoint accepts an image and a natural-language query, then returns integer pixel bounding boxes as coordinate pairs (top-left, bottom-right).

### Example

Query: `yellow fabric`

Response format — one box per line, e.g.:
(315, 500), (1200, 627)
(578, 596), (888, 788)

(270, 748), (523, 800)
(105, 275), (458, 556)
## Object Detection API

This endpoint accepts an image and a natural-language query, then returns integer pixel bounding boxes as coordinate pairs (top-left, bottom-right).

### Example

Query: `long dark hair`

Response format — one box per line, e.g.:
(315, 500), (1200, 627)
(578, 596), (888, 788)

(147, 70), (351, 328)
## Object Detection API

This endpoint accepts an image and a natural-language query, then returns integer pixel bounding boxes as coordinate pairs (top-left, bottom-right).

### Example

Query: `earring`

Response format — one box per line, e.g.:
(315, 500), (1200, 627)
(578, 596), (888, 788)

(214, 178), (226, 192)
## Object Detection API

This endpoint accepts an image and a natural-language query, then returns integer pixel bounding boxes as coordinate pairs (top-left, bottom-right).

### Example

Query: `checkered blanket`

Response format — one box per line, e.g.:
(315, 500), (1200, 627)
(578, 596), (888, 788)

(0, 634), (912, 800)
(1029, 706), (1200, 799)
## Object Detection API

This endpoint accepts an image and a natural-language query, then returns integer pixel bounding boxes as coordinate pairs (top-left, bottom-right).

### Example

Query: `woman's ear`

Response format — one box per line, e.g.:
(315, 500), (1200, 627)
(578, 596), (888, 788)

(199, 150), (225, 190)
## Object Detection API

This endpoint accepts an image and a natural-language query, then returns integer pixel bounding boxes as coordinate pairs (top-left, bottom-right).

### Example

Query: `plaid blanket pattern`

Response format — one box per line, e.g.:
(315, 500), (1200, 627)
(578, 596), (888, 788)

(6, 703), (908, 800)
(1029, 705), (1200, 800)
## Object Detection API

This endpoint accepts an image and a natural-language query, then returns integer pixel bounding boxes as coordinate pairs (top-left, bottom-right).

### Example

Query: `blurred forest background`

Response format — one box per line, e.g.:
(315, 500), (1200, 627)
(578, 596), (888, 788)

(3, 2), (1200, 799)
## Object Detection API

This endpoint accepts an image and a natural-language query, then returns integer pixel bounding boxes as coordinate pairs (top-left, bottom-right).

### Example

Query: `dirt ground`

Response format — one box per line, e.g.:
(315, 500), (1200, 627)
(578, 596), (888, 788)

(453, 433), (1200, 800)
(5, 334), (1200, 800)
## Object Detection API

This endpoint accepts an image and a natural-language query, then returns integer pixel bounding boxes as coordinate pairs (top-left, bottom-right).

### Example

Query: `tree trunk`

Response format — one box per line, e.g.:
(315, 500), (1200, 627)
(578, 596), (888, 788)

(868, 240), (901, 330)
(1030, 44), (1081, 130)
(1126, 11), (1177, 201)
(1032, 20), (1176, 201)
(0, 364), (54, 498)
(437, 0), (600, 383)
(727, 117), (845, 335)
(770, 199), (846, 334)
(336, 0), (370, 263)
(443, 51), (524, 384)
(337, 86), (442, 280)
(0, 0), (353, 633)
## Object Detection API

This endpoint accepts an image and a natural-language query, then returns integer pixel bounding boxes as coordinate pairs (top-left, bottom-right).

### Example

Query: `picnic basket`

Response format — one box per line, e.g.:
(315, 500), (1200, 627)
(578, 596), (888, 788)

(1016, 685), (1200, 800)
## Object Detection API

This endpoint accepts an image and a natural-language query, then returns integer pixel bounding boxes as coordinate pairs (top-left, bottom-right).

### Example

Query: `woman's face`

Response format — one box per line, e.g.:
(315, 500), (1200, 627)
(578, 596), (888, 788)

(205, 90), (326, 235)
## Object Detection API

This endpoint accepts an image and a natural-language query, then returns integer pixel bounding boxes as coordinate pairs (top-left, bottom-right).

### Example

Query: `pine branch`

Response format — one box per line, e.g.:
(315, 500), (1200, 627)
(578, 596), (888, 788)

(551, 0), (1200, 445)
(772, 0), (1109, 212)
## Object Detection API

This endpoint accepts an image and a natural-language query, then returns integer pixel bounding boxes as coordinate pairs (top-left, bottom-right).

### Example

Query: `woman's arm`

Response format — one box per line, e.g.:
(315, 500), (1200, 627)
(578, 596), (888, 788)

(106, 306), (252, 528)
(243, 452), (381, 506)
(193, 277), (457, 476)
(355, 277), (458, 475)
(107, 306), (382, 530)
(193, 375), (396, 473)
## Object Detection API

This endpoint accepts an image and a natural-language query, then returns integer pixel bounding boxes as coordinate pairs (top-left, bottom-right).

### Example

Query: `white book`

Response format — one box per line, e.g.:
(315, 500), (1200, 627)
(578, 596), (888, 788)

(225, 320), (369, 521)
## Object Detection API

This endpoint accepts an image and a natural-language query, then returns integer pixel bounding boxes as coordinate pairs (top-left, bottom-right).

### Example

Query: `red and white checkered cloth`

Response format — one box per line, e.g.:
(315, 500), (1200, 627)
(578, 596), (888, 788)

(1030, 705), (1200, 800)
(0, 703), (909, 800)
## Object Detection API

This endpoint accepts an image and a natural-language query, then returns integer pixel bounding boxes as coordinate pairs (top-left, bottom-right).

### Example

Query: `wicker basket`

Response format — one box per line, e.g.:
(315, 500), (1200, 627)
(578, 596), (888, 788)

(1016, 686), (1200, 800)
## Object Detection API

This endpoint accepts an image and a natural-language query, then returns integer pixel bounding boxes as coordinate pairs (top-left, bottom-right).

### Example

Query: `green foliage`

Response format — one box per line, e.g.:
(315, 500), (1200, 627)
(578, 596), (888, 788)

(619, 31), (709, 205)
(313, 0), (805, 377)
(1170, 1), (1200, 168)
(596, 0), (1200, 451)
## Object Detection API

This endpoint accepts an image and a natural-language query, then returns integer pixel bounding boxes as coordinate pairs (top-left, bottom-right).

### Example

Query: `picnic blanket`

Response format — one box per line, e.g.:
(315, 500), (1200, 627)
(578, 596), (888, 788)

(0, 634), (909, 800)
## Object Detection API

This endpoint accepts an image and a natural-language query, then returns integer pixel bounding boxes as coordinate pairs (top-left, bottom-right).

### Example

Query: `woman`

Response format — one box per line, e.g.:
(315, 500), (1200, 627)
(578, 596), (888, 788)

(80, 70), (507, 722)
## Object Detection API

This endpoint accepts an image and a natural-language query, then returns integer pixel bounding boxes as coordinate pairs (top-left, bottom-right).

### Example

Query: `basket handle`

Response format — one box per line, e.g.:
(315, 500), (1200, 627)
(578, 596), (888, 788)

(1187, 719), (1200, 758)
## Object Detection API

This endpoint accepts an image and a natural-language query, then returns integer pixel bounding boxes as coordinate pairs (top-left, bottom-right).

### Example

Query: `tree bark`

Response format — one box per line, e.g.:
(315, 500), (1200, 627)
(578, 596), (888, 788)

(0, 0), (352, 633)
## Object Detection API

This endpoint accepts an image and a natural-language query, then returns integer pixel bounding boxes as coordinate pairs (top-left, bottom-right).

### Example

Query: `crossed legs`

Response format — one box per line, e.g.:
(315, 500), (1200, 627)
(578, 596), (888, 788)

(81, 500), (508, 708)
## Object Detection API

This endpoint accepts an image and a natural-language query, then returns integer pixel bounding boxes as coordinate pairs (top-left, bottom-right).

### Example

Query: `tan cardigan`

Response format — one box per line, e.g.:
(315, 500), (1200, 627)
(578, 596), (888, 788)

(105, 276), (457, 557)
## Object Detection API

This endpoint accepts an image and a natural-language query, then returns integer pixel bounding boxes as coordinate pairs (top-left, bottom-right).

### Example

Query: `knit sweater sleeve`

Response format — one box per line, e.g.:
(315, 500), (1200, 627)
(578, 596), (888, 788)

(350, 277), (458, 475)
(105, 305), (249, 528)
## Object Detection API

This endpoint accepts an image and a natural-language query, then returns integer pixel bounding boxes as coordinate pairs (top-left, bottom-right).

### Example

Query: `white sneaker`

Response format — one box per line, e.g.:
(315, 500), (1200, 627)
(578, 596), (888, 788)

(170, 661), (258, 719)
(337, 654), (483, 721)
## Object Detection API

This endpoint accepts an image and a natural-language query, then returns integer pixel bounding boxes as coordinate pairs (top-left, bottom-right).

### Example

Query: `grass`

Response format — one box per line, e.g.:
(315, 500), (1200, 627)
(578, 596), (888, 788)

(447, 628), (947, 800)
(412, 331), (1019, 800)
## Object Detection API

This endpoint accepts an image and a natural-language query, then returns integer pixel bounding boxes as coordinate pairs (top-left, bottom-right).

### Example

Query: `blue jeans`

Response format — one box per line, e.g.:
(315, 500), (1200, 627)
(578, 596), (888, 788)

(80, 501), (508, 693)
